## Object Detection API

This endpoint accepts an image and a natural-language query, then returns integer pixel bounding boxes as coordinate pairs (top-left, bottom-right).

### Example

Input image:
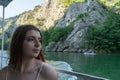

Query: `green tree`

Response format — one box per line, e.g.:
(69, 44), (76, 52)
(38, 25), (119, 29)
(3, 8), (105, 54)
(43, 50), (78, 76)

(88, 9), (120, 53)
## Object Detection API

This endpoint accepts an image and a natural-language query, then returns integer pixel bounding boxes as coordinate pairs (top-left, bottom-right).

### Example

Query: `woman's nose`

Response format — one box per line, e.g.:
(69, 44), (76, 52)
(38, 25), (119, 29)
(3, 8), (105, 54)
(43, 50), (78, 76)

(35, 40), (40, 47)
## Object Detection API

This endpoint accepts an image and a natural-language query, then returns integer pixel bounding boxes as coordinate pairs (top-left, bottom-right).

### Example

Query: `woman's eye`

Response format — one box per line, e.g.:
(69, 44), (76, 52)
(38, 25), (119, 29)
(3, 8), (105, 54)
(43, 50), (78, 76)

(39, 39), (42, 42)
(27, 38), (34, 41)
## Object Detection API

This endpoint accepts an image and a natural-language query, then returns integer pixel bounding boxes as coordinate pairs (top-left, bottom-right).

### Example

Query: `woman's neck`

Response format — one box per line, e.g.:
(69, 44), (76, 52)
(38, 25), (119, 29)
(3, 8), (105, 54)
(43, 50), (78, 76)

(21, 58), (36, 73)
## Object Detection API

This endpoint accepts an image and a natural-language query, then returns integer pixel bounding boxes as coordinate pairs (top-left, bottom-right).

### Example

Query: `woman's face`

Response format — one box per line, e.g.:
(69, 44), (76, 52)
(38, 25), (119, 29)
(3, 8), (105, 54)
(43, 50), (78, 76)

(23, 30), (42, 58)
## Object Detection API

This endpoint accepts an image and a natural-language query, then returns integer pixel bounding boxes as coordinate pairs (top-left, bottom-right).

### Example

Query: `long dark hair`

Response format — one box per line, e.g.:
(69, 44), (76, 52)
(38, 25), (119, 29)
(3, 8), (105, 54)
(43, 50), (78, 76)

(8, 24), (45, 71)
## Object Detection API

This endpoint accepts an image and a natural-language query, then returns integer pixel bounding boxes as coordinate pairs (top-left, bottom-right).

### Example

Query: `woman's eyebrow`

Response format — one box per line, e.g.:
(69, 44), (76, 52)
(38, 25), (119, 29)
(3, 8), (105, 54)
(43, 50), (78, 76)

(26, 36), (41, 39)
(26, 36), (34, 38)
(38, 37), (41, 39)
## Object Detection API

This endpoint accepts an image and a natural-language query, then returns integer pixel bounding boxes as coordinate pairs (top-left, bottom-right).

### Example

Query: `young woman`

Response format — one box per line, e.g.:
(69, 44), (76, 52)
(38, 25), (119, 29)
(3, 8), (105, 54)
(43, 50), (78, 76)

(0, 24), (58, 80)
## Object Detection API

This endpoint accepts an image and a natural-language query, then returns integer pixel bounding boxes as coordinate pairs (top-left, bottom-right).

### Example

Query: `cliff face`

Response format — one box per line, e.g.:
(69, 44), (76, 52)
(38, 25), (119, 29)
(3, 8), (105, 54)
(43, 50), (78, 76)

(15, 0), (66, 30)
(45, 0), (107, 52)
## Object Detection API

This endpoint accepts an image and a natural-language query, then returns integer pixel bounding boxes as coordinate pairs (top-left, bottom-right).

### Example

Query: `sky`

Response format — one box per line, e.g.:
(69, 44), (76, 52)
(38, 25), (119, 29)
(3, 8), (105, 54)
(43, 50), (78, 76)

(0, 0), (44, 19)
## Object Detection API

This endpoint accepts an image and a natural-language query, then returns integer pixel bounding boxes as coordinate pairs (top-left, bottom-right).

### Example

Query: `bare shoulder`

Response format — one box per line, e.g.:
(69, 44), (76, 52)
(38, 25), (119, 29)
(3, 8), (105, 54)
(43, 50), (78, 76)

(0, 66), (8, 79)
(35, 60), (57, 73)
(42, 62), (58, 80)
(43, 63), (57, 73)
(35, 60), (59, 80)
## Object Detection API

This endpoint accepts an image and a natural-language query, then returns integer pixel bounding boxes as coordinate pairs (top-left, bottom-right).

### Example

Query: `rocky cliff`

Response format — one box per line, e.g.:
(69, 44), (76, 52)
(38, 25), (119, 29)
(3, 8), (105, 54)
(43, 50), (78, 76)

(45, 0), (107, 52)
(15, 0), (66, 30)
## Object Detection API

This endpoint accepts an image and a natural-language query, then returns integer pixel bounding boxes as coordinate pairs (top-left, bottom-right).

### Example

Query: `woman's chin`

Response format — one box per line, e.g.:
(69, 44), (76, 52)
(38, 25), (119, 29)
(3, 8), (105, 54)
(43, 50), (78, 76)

(24, 52), (39, 58)
(33, 53), (39, 57)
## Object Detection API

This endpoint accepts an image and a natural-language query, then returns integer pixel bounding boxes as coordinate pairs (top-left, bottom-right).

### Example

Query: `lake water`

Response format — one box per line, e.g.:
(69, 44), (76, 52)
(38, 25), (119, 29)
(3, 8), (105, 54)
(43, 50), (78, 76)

(45, 52), (120, 80)
(0, 51), (120, 80)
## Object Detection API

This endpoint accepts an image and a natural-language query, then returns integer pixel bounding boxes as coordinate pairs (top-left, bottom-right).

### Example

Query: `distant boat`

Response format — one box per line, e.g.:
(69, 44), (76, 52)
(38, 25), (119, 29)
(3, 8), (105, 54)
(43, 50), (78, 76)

(83, 52), (96, 55)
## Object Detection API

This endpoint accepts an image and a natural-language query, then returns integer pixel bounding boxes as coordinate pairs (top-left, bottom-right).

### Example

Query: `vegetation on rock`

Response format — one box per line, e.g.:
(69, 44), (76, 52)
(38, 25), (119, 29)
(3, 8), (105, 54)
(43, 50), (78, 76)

(87, 6), (120, 53)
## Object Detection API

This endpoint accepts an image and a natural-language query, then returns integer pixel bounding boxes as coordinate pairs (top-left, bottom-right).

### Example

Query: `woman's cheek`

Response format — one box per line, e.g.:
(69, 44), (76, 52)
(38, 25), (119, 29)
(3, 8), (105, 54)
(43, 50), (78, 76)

(24, 41), (34, 48)
(23, 41), (33, 53)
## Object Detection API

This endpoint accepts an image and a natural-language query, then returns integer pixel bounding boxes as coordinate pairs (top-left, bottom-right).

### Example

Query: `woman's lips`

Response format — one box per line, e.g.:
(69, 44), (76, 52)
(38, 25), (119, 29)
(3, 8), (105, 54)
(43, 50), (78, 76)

(33, 49), (40, 53)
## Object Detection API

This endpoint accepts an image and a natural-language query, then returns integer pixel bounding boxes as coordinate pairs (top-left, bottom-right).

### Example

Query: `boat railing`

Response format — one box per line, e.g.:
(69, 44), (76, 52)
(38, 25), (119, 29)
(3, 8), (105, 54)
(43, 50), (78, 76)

(56, 68), (109, 80)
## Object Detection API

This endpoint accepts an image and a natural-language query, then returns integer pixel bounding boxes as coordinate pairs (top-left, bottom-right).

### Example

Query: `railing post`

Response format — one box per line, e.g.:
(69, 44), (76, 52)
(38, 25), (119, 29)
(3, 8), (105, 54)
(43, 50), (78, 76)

(1, 5), (5, 69)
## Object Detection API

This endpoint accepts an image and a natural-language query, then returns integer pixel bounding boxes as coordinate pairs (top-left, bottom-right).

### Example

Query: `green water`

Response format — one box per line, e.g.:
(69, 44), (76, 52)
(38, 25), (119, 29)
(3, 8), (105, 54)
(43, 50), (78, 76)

(45, 52), (120, 80)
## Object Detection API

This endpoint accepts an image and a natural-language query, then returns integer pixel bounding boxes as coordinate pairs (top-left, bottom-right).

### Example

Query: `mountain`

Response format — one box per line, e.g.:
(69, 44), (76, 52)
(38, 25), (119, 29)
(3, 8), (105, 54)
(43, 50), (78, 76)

(44, 0), (120, 53)
(45, 0), (107, 52)
(0, 0), (69, 49)
(15, 0), (68, 30)
(0, 0), (119, 52)
(0, 0), (86, 49)
(0, 0), (67, 39)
